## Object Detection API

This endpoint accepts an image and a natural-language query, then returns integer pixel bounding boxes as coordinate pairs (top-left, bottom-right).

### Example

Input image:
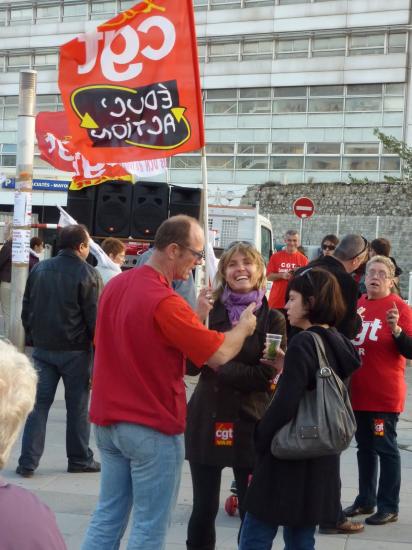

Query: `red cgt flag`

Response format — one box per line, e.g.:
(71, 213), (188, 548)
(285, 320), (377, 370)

(36, 111), (132, 190)
(58, 0), (204, 165)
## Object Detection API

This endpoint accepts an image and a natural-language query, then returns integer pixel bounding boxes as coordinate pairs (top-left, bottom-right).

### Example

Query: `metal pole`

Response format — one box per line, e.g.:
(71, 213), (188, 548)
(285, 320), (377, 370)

(299, 217), (303, 243)
(336, 214), (340, 237)
(9, 70), (37, 350)
(408, 271), (412, 306)
(375, 216), (380, 238)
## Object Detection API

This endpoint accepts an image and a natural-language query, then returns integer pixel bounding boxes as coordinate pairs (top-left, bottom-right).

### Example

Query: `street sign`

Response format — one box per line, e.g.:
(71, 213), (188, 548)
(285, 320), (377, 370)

(293, 197), (315, 219)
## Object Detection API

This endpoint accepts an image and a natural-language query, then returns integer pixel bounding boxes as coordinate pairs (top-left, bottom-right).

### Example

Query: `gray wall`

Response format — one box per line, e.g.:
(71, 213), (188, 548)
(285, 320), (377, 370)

(241, 181), (412, 296)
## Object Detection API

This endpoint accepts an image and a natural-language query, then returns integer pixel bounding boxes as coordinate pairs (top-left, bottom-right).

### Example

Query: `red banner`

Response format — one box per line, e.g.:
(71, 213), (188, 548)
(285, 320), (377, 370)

(36, 111), (132, 190)
(58, 0), (204, 164)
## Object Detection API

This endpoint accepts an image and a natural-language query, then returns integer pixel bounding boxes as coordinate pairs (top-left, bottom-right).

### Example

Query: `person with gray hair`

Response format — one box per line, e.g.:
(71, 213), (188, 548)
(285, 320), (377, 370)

(0, 339), (66, 549)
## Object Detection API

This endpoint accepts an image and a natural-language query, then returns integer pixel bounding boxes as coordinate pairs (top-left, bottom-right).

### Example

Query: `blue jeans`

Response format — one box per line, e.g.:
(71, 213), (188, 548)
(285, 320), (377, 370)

(354, 411), (400, 514)
(82, 423), (184, 550)
(239, 512), (316, 550)
(18, 348), (93, 470)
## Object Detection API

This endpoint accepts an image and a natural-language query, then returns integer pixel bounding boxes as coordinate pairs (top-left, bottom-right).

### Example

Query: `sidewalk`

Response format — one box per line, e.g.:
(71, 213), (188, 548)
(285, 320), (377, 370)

(3, 371), (412, 550)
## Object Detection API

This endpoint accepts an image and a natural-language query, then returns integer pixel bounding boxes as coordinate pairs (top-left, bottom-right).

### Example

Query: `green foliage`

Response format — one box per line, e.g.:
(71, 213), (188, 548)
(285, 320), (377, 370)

(373, 128), (412, 183)
(349, 129), (410, 184)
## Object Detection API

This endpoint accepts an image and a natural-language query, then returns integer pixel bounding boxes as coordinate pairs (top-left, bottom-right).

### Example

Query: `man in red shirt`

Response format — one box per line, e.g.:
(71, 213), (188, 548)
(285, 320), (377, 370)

(82, 215), (257, 550)
(346, 255), (412, 526)
(267, 229), (308, 310)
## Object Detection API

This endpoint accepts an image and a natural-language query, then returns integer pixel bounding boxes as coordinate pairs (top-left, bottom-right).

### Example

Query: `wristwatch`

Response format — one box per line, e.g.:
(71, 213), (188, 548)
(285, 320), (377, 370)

(392, 327), (402, 338)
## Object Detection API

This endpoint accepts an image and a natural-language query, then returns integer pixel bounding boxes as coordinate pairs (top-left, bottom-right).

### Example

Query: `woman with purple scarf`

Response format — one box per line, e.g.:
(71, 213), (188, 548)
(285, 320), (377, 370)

(185, 242), (286, 550)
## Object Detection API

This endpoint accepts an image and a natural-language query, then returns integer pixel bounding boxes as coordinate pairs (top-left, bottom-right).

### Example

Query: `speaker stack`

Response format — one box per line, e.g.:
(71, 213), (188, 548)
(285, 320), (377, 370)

(66, 181), (202, 239)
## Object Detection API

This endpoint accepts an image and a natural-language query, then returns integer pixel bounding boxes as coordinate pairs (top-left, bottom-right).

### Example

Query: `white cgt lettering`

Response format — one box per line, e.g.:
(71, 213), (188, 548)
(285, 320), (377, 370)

(77, 16), (176, 82)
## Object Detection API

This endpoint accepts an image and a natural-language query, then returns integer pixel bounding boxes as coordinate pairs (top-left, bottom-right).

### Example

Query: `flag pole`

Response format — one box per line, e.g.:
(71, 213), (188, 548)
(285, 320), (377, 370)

(201, 146), (209, 289)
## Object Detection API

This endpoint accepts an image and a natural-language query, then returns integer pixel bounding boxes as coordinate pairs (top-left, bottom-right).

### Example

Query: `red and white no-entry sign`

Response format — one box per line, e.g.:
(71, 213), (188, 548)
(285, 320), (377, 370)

(293, 197), (315, 219)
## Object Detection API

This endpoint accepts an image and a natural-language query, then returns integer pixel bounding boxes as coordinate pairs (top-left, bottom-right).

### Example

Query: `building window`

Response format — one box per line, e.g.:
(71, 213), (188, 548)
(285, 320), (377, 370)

(9, 7), (32, 25)
(344, 143), (379, 154)
(272, 143), (304, 154)
(312, 36), (346, 57)
(238, 100), (271, 114)
(305, 157), (340, 170)
(36, 5), (60, 22)
(308, 98), (344, 112)
(388, 33), (407, 54)
(342, 157), (379, 170)
(238, 143), (268, 154)
(276, 39), (309, 59)
(205, 101), (237, 115)
(271, 157), (304, 170)
(236, 156), (269, 169)
(345, 97), (382, 112)
(273, 99), (306, 113)
(207, 157), (234, 169)
(209, 42), (239, 61)
(242, 40), (273, 60)
(349, 34), (385, 55)
(170, 156), (201, 169)
(307, 143), (341, 154)
(206, 143), (235, 154)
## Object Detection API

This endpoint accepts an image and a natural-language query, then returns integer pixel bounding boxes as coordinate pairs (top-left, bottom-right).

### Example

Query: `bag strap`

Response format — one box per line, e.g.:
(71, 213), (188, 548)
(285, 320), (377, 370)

(308, 331), (346, 396)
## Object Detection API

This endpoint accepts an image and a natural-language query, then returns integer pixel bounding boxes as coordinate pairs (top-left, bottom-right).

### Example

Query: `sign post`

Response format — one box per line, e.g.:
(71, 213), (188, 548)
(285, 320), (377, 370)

(293, 196), (315, 243)
(10, 70), (37, 350)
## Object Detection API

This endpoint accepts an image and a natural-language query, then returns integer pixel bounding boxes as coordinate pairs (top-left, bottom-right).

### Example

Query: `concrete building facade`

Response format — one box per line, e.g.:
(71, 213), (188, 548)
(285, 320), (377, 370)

(0, 0), (412, 208)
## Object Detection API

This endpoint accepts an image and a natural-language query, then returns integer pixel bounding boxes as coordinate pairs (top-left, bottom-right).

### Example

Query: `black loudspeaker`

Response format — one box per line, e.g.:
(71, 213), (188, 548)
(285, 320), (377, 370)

(66, 187), (96, 232)
(94, 181), (133, 237)
(169, 185), (201, 219)
(130, 182), (170, 239)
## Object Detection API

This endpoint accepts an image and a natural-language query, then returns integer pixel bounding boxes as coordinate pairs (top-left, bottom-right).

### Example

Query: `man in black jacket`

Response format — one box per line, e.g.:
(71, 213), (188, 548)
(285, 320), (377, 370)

(16, 225), (102, 477)
(300, 233), (369, 339)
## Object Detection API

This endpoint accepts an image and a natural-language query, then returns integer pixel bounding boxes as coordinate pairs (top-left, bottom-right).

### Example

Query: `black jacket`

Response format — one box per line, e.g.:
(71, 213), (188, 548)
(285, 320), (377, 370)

(22, 249), (102, 350)
(295, 255), (361, 339)
(185, 298), (286, 468)
(244, 326), (361, 527)
(0, 240), (11, 283)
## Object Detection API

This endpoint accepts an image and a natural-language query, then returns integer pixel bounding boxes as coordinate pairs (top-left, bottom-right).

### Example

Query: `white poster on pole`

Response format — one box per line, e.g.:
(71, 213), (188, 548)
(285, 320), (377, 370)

(13, 192), (32, 226)
(12, 229), (30, 263)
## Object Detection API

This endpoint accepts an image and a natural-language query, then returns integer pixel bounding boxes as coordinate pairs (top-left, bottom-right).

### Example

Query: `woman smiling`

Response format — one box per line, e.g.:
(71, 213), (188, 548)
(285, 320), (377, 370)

(185, 242), (286, 550)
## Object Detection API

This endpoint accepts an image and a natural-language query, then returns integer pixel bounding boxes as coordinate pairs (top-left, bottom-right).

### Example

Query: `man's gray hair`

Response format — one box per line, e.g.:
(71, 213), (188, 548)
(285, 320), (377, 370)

(0, 341), (37, 469)
(334, 234), (367, 261)
(284, 229), (299, 238)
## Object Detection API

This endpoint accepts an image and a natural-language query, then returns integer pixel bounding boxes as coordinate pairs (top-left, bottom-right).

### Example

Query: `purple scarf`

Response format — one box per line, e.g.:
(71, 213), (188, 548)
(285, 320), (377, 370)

(221, 287), (265, 326)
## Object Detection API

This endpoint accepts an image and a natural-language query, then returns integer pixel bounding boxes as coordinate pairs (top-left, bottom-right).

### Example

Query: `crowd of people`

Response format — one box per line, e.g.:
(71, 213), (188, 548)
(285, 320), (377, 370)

(0, 216), (411, 550)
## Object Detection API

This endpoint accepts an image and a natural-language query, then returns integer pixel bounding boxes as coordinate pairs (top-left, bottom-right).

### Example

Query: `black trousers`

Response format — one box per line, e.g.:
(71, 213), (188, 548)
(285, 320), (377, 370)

(186, 461), (251, 550)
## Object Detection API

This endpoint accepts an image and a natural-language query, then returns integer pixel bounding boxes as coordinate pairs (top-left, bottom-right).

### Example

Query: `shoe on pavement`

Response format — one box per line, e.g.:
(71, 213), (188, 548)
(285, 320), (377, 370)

(67, 460), (101, 473)
(319, 519), (364, 535)
(365, 512), (398, 525)
(16, 465), (34, 478)
(343, 503), (375, 517)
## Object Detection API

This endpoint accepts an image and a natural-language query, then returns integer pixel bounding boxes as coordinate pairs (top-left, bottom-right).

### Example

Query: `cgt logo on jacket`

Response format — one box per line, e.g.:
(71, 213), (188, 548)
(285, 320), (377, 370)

(214, 423), (234, 447)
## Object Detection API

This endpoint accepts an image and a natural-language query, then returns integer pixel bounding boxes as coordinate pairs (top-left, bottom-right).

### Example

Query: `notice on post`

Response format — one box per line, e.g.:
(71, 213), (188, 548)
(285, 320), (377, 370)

(12, 229), (30, 263)
(13, 191), (32, 226)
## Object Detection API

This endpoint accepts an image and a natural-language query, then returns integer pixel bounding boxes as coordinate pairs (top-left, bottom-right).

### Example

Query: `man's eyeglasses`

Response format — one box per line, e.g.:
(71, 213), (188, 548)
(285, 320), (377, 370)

(347, 236), (369, 261)
(322, 244), (336, 251)
(178, 245), (205, 261)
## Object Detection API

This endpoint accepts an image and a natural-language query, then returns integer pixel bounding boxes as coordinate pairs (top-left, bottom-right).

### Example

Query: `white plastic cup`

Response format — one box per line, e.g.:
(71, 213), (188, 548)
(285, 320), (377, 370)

(266, 333), (282, 360)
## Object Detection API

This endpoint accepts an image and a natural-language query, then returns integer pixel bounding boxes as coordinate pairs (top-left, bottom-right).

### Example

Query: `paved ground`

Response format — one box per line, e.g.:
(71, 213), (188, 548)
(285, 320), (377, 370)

(3, 368), (412, 549)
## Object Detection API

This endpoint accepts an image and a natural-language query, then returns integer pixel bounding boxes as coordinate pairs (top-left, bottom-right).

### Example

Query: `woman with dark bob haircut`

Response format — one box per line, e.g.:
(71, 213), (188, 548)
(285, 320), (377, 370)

(239, 268), (361, 550)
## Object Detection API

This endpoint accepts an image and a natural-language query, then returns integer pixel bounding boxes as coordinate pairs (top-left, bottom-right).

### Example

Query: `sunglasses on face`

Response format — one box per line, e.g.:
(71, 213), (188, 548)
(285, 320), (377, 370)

(322, 244), (336, 251)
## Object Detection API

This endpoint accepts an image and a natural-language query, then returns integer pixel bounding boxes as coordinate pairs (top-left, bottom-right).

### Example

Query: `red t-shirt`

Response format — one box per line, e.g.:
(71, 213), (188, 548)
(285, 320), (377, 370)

(351, 293), (412, 412)
(154, 294), (224, 367)
(267, 250), (308, 308)
(90, 266), (224, 434)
